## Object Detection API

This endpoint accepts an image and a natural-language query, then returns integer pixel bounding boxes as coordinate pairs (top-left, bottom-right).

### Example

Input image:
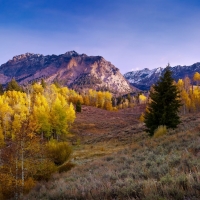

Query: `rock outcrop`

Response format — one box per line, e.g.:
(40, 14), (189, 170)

(0, 51), (134, 94)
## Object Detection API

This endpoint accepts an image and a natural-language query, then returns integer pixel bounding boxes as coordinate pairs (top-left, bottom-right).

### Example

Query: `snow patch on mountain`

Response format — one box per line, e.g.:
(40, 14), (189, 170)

(124, 63), (200, 90)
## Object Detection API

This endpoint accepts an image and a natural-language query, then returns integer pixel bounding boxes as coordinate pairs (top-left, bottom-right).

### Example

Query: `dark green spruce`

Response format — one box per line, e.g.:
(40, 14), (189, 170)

(6, 78), (22, 92)
(41, 79), (47, 88)
(0, 84), (4, 95)
(76, 100), (82, 112)
(144, 65), (182, 136)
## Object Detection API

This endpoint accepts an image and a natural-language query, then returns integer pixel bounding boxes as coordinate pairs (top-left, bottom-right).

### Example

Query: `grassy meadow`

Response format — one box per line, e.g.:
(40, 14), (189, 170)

(25, 106), (200, 200)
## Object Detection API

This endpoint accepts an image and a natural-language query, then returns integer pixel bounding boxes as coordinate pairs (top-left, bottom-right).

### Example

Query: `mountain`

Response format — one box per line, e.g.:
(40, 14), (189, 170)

(124, 63), (200, 90)
(0, 51), (134, 94)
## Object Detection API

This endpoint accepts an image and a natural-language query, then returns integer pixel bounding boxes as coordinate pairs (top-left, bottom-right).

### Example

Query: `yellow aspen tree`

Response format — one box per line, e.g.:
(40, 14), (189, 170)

(177, 79), (184, 91)
(83, 95), (90, 105)
(66, 103), (76, 125)
(139, 94), (147, 104)
(89, 89), (97, 107)
(192, 87), (200, 111)
(183, 76), (191, 93)
(104, 91), (113, 110)
(193, 72), (200, 87)
(33, 105), (51, 139)
(50, 97), (69, 140)
(181, 89), (191, 114)
(97, 91), (104, 108)
(177, 79), (193, 114)
(122, 99), (129, 109)
(104, 100), (113, 110)
(77, 95), (84, 104)
(118, 103), (123, 109)
(188, 89), (196, 112)
(0, 97), (13, 139)
(59, 87), (70, 97)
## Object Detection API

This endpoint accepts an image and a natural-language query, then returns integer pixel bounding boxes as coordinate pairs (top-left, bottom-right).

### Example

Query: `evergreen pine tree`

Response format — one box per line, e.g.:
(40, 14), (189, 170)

(144, 65), (181, 136)
(6, 78), (22, 92)
(76, 100), (82, 112)
(53, 80), (61, 88)
(0, 84), (4, 95)
(127, 93), (131, 102)
(41, 79), (47, 88)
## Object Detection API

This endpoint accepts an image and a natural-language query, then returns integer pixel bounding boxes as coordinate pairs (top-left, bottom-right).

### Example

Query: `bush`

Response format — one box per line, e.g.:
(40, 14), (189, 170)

(24, 177), (36, 194)
(33, 160), (57, 181)
(0, 173), (15, 199)
(139, 112), (145, 122)
(46, 140), (72, 165)
(154, 125), (167, 138)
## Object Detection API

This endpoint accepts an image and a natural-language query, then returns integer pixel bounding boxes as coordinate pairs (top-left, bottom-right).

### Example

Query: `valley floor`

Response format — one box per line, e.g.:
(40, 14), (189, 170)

(70, 105), (145, 165)
(26, 106), (200, 200)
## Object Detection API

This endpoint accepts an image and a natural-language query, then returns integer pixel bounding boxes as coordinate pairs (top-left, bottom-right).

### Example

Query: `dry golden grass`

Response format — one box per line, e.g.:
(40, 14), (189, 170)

(25, 106), (200, 200)
(154, 125), (167, 138)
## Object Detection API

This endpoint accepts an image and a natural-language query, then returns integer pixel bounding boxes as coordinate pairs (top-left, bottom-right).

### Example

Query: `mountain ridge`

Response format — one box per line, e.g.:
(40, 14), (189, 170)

(0, 51), (135, 94)
(124, 63), (200, 90)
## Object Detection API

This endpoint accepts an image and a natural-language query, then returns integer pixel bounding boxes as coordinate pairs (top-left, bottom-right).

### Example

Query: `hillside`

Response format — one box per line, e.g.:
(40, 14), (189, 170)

(0, 51), (134, 94)
(26, 106), (200, 200)
(124, 63), (200, 90)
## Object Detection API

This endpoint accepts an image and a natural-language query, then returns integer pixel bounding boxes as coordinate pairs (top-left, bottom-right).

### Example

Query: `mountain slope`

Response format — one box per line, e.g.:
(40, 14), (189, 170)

(0, 51), (133, 94)
(124, 63), (200, 90)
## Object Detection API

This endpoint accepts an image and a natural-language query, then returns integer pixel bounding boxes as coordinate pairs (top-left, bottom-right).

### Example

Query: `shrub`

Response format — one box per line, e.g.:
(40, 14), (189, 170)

(46, 140), (72, 165)
(160, 174), (174, 185)
(33, 160), (57, 181)
(154, 125), (167, 138)
(139, 112), (145, 122)
(0, 173), (15, 199)
(176, 174), (188, 190)
(24, 177), (36, 194)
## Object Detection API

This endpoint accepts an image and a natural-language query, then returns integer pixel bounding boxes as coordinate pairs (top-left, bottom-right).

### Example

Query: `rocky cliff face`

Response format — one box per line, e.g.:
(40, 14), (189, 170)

(0, 51), (134, 94)
(124, 63), (200, 90)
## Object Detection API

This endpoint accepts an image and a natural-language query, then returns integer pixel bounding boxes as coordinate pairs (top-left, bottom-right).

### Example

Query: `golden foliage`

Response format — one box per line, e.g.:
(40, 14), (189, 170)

(46, 140), (72, 165)
(176, 78), (200, 113)
(139, 94), (147, 104)
(154, 125), (167, 138)
(0, 83), (77, 199)
(139, 112), (145, 122)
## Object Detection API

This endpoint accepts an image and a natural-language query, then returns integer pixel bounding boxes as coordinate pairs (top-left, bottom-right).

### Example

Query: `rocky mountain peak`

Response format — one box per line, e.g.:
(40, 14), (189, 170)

(124, 63), (200, 90)
(0, 51), (135, 94)
(11, 53), (43, 61)
(64, 50), (79, 57)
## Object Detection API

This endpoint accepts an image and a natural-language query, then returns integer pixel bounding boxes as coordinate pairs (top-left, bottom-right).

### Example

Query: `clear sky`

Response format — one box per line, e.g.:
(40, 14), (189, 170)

(0, 0), (200, 74)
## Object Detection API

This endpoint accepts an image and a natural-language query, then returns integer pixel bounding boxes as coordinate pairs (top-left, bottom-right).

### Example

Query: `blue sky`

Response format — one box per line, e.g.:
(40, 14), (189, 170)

(0, 0), (200, 73)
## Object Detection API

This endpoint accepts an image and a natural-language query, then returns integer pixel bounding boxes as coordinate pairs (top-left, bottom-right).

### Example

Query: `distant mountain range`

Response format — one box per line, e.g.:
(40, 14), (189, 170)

(124, 63), (200, 90)
(0, 51), (134, 94)
(1, 51), (200, 93)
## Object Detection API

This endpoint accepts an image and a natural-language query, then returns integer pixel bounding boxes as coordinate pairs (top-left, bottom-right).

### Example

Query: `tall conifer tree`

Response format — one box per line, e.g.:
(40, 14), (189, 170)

(0, 84), (3, 95)
(144, 65), (181, 136)
(76, 100), (82, 112)
(6, 78), (22, 91)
